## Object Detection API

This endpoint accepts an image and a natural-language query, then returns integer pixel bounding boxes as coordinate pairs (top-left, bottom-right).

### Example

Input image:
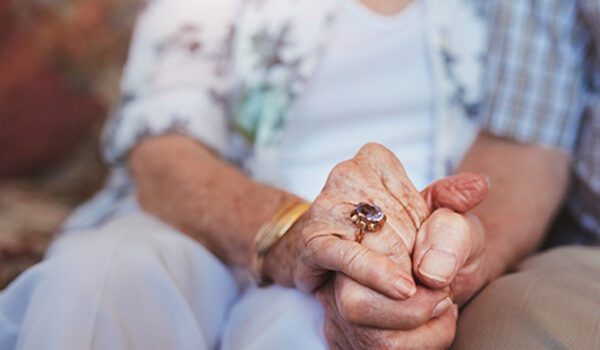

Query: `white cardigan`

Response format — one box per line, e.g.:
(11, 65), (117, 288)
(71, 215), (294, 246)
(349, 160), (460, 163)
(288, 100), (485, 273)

(65, 0), (488, 232)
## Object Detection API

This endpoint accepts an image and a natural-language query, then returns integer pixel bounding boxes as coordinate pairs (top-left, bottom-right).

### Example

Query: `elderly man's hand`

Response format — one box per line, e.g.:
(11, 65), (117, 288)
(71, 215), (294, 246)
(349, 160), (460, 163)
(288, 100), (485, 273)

(414, 176), (490, 305)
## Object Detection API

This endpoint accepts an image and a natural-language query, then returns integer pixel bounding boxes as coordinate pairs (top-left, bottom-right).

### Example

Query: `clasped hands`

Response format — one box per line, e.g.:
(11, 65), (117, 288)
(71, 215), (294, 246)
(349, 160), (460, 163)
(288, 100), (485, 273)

(264, 143), (490, 349)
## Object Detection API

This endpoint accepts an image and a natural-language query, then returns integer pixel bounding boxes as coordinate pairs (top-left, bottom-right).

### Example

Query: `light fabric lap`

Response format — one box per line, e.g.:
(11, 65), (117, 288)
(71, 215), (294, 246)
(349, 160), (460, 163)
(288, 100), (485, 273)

(222, 285), (327, 350)
(0, 212), (327, 350)
(0, 213), (238, 350)
(454, 246), (600, 350)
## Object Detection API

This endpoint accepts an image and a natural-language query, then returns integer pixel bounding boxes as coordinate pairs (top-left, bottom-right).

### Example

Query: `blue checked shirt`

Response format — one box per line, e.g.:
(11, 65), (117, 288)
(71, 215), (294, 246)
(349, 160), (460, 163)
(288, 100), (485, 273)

(482, 0), (600, 244)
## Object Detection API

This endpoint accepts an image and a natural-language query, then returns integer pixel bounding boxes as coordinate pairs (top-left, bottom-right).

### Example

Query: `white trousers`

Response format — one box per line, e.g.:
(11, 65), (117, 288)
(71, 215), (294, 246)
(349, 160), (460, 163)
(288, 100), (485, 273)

(0, 213), (327, 350)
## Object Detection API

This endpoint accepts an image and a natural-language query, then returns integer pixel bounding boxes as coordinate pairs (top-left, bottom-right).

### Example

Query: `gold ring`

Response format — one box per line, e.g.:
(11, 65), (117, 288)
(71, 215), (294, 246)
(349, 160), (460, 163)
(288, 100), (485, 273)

(350, 202), (386, 243)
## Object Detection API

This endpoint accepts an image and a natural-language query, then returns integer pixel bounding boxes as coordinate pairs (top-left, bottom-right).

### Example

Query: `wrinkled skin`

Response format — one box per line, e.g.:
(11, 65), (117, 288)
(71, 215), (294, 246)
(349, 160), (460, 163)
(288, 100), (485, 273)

(413, 208), (488, 306)
(264, 143), (489, 349)
(265, 143), (430, 299)
(416, 176), (491, 306)
(317, 278), (459, 350)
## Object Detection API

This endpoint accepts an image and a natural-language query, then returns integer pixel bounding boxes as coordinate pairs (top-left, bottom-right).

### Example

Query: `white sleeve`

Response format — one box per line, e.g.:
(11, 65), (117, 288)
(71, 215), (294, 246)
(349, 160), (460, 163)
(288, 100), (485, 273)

(102, 0), (240, 164)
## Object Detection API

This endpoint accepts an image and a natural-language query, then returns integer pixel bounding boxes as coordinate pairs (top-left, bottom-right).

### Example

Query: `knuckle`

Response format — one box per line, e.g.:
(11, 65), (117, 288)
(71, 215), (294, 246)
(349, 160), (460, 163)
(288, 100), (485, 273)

(437, 327), (457, 350)
(431, 316), (458, 350)
(337, 298), (362, 324)
(337, 284), (365, 323)
(302, 235), (319, 259)
(441, 336), (457, 350)
(433, 209), (470, 237)
(357, 143), (397, 163)
(324, 161), (359, 191)
(377, 259), (398, 282)
(448, 213), (470, 235)
(387, 236), (409, 259)
(360, 142), (387, 154)
(358, 142), (391, 155)
(330, 160), (356, 177)
(403, 305), (429, 327)
(377, 333), (404, 350)
(345, 246), (368, 273)
(388, 238), (404, 252)
(292, 264), (315, 293)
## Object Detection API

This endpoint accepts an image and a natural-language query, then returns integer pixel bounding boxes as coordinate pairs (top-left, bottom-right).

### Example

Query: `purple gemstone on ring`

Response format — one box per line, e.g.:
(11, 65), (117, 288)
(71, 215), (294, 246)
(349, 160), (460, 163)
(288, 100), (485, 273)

(355, 203), (384, 223)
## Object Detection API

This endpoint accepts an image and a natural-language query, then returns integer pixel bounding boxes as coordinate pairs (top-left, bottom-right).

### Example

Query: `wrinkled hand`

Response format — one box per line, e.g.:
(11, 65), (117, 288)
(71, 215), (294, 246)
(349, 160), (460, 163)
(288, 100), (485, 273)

(415, 176), (490, 305)
(317, 277), (458, 350)
(317, 251), (458, 350)
(264, 143), (430, 299)
(314, 172), (488, 350)
(264, 143), (488, 349)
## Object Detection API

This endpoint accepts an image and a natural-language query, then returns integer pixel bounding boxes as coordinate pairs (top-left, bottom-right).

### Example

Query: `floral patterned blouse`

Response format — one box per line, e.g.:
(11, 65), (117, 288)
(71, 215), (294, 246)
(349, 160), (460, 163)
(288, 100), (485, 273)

(63, 0), (488, 232)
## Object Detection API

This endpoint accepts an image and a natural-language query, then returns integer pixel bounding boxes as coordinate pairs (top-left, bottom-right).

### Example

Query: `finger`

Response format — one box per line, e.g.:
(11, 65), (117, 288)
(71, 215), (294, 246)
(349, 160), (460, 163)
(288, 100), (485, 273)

(339, 304), (459, 350)
(413, 209), (485, 288)
(323, 315), (353, 350)
(360, 218), (413, 270)
(421, 173), (488, 213)
(306, 235), (416, 299)
(353, 143), (429, 229)
(334, 275), (453, 329)
(317, 278), (355, 350)
(321, 275), (458, 350)
(386, 304), (459, 350)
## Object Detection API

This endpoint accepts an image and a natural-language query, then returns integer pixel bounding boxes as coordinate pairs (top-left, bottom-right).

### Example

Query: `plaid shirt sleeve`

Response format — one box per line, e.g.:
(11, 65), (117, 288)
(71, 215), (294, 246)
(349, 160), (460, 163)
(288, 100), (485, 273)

(480, 0), (590, 152)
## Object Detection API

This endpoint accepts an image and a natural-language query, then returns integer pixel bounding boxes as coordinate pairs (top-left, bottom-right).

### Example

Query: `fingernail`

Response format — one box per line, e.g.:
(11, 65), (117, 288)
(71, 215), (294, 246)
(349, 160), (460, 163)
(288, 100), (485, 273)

(453, 304), (459, 319)
(431, 297), (453, 318)
(418, 249), (457, 283)
(395, 278), (417, 298)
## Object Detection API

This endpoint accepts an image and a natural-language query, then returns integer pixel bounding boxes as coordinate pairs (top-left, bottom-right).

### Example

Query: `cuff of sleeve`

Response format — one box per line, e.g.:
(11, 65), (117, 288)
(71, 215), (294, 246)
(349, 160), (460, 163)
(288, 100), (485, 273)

(480, 104), (582, 154)
(102, 88), (229, 165)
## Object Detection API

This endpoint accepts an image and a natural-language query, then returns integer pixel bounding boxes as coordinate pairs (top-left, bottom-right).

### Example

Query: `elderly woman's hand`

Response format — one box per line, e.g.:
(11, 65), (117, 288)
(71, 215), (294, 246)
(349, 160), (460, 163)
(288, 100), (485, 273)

(313, 172), (488, 349)
(263, 143), (429, 299)
(263, 143), (488, 299)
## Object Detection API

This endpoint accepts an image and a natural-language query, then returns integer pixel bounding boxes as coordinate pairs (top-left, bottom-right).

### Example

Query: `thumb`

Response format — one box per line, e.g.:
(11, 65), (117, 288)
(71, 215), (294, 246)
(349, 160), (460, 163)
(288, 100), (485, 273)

(421, 173), (489, 213)
(412, 208), (484, 289)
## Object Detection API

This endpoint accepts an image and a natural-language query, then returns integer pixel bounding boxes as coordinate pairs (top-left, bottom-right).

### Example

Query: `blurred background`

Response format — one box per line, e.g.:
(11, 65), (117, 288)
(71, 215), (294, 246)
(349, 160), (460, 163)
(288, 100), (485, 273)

(0, 0), (142, 289)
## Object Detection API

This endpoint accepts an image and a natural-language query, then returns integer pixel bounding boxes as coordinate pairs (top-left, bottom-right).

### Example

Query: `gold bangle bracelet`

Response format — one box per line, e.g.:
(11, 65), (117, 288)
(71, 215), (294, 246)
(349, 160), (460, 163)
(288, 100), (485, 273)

(250, 201), (311, 286)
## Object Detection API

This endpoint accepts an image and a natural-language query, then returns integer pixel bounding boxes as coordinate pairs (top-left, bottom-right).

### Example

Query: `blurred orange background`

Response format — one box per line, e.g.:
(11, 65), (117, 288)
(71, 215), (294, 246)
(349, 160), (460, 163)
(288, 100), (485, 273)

(0, 0), (141, 288)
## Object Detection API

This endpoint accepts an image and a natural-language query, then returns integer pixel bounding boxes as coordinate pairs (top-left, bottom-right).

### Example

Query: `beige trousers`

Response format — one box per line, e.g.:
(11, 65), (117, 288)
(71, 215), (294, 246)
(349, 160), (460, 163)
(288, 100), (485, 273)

(454, 246), (600, 350)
